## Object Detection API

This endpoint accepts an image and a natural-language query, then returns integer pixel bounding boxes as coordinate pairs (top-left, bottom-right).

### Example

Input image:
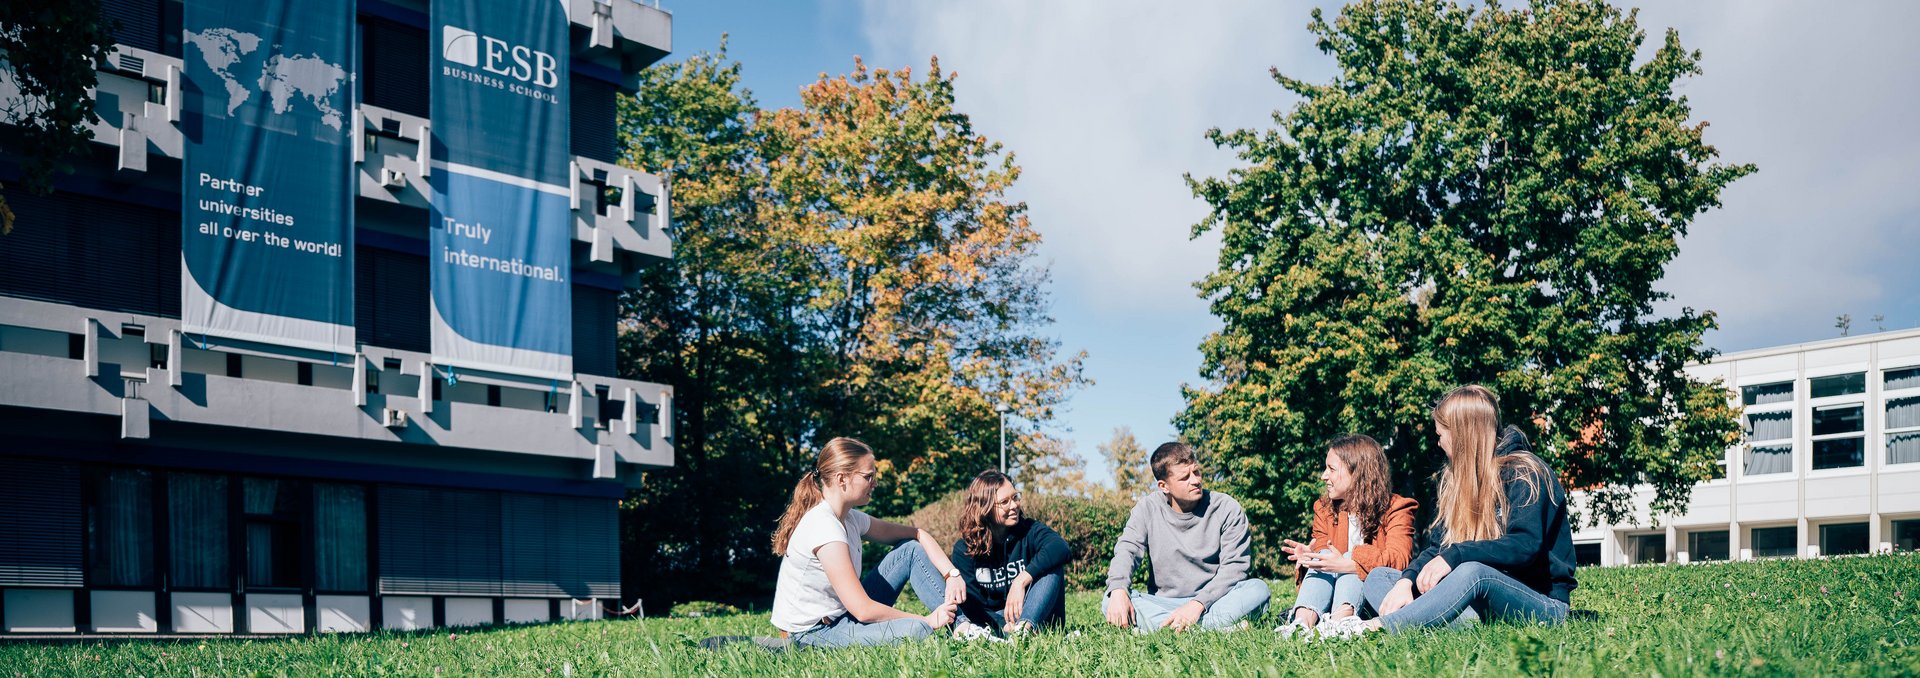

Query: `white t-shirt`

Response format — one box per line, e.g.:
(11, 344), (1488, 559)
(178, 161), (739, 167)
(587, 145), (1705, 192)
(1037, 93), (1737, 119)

(771, 503), (872, 632)
(1345, 513), (1367, 557)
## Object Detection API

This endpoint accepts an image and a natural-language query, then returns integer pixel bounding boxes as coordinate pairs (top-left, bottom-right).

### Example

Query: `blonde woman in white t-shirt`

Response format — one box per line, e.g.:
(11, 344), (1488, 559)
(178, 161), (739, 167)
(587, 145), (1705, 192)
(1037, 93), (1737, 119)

(769, 437), (966, 648)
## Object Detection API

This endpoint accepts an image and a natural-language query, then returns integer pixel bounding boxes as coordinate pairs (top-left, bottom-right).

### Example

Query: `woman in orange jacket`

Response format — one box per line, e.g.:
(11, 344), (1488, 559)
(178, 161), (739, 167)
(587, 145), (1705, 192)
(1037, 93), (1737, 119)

(1277, 434), (1418, 637)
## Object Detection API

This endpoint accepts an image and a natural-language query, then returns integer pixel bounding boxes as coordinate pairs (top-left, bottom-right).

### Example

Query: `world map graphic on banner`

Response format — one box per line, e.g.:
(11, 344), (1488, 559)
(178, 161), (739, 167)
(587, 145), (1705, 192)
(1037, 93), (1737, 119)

(184, 27), (349, 130)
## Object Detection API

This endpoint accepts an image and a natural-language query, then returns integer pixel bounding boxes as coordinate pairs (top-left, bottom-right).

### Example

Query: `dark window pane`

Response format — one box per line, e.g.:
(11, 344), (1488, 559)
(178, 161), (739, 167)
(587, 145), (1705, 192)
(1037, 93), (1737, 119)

(1820, 523), (1869, 556)
(1574, 542), (1601, 567)
(1688, 530), (1730, 562)
(242, 479), (303, 589)
(1812, 405), (1864, 436)
(1751, 526), (1798, 558)
(1810, 372), (1865, 399)
(314, 484), (368, 592)
(1887, 367), (1920, 391)
(1742, 381), (1794, 406)
(1898, 520), (1920, 551)
(1813, 437), (1864, 470)
(168, 473), (229, 589)
(89, 469), (154, 587)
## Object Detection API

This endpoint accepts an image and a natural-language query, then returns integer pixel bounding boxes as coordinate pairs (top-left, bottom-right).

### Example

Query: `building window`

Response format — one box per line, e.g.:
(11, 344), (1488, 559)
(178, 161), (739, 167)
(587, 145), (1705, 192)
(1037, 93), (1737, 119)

(313, 483), (369, 593)
(1896, 520), (1920, 551)
(1888, 390), (1920, 465)
(1749, 526), (1797, 558)
(242, 478), (305, 590)
(1629, 534), (1666, 564)
(1742, 381), (1794, 476)
(1810, 404), (1865, 470)
(1687, 530), (1730, 562)
(87, 469), (154, 587)
(168, 472), (229, 589)
(1809, 372), (1865, 399)
(1887, 367), (1920, 391)
(1573, 542), (1602, 567)
(1819, 522), (1869, 556)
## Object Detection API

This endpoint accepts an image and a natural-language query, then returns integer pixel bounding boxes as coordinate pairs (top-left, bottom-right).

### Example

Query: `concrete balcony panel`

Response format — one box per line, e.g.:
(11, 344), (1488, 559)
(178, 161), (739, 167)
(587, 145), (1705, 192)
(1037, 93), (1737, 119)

(1736, 478), (1800, 523)
(1879, 468), (1920, 513)
(568, 0), (672, 86)
(1805, 474), (1872, 517)
(572, 156), (671, 262)
(355, 105), (432, 210)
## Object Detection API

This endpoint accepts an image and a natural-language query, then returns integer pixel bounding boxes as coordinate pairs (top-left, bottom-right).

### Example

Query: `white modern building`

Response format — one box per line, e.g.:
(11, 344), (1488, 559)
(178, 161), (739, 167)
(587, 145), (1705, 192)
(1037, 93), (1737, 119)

(1573, 328), (1920, 566)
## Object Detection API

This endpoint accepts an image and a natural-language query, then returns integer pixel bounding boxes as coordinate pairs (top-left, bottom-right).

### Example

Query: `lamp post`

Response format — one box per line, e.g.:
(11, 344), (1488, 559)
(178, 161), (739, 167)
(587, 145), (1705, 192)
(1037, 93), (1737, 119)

(996, 403), (1009, 475)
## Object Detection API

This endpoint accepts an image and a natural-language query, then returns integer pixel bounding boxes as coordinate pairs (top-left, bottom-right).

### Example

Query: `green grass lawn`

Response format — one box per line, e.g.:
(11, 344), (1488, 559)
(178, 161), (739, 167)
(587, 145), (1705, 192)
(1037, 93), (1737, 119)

(4, 553), (1918, 676)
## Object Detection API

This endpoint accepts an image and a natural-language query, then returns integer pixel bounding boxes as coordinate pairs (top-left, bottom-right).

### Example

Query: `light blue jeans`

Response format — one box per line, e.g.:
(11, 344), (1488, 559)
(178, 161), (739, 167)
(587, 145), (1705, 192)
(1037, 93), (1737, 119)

(1361, 563), (1567, 632)
(790, 541), (949, 648)
(1292, 570), (1365, 620)
(1102, 578), (1271, 632)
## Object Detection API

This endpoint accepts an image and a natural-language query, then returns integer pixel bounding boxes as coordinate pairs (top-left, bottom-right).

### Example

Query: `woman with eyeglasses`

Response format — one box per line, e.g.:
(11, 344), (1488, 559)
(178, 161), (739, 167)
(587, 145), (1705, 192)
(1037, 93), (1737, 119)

(948, 470), (1072, 639)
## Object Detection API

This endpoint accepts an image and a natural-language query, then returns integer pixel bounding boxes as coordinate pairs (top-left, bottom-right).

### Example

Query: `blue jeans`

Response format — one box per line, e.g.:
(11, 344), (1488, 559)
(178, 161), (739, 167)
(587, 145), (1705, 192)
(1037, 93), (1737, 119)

(1102, 578), (1271, 632)
(1292, 570), (1364, 619)
(957, 570), (1067, 631)
(791, 542), (948, 648)
(1361, 563), (1568, 632)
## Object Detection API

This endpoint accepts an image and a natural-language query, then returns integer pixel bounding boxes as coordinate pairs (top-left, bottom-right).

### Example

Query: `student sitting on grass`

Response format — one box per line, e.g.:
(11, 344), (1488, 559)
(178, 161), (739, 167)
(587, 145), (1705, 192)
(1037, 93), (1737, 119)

(948, 470), (1072, 639)
(1350, 385), (1579, 636)
(770, 437), (968, 648)
(1102, 442), (1271, 632)
(1275, 434), (1418, 638)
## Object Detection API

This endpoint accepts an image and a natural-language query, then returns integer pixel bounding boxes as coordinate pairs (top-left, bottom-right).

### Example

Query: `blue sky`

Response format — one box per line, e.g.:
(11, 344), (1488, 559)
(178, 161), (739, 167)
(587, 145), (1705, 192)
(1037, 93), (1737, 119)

(666, 1), (1920, 484)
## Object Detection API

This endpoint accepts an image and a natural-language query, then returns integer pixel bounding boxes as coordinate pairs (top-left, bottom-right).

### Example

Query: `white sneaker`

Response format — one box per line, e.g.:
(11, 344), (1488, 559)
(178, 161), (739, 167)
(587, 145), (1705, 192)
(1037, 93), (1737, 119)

(952, 621), (1006, 643)
(1275, 618), (1309, 639)
(1317, 615), (1371, 640)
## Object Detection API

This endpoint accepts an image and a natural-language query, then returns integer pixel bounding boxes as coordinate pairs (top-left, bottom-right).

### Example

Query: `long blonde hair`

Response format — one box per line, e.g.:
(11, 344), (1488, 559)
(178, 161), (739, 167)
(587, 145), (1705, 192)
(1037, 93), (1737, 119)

(771, 437), (873, 556)
(1433, 385), (1547, 545)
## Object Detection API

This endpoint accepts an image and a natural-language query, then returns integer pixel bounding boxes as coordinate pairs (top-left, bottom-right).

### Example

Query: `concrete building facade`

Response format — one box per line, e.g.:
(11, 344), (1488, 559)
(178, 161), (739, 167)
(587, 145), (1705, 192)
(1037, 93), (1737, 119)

(0, 0), (675, 635)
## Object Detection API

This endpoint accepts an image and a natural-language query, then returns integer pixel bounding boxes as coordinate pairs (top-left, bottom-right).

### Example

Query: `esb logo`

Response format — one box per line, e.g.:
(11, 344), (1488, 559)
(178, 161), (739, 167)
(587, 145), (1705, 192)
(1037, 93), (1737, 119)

(442, 25), (559, 88)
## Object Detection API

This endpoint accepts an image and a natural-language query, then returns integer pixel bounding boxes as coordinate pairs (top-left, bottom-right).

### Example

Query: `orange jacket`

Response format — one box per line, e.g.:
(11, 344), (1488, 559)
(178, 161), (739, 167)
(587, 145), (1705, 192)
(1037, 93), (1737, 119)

(1292, 494), (1418, 585)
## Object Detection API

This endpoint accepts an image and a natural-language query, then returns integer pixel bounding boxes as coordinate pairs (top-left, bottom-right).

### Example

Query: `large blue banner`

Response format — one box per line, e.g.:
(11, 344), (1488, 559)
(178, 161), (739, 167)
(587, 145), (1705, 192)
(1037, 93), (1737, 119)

(180, 0), (354, 353)
(430, 0), (573, 379)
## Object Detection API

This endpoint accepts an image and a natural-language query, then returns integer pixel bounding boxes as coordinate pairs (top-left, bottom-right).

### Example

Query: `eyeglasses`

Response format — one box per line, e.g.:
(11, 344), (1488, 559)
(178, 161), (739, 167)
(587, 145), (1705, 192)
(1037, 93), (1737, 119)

(993, 493), (1023, 510)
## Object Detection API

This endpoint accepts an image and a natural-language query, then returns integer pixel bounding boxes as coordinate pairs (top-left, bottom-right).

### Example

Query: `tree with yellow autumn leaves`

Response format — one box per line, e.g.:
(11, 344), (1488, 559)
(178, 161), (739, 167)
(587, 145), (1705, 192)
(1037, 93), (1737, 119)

(614, 45), (1087, 607)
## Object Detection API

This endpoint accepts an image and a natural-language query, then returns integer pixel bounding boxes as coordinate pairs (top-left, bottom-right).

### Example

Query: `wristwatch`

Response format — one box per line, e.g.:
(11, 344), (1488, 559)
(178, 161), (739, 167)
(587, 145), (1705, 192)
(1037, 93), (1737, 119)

(945, 568), (962, 580)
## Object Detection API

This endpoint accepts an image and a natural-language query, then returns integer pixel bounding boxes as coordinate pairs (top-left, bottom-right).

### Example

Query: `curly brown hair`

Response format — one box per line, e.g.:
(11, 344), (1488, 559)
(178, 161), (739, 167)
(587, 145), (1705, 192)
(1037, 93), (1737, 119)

(959, 470), (1015, 557)
(1325, 434), (1394, 541)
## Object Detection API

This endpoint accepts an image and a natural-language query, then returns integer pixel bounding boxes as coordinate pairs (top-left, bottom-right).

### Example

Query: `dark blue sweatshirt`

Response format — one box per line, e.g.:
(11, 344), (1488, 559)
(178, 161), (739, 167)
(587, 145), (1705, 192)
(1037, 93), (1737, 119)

(948, 519), (1071, 615)
(1403, 426), (1579, 604)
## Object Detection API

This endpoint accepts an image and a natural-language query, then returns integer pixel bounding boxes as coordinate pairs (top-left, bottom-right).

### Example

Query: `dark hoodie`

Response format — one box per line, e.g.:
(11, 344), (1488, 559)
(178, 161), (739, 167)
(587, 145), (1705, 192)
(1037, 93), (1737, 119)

(949, 519), (1071, 621)
(1402, 426), (1579, 604)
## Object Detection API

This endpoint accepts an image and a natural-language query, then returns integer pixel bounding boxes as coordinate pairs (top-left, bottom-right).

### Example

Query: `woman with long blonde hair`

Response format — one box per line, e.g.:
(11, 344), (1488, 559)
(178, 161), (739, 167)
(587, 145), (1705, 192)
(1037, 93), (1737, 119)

(769, 437), (968, 647)
(1351, 385), (1579, 635)
(947, 470), (1071, 639)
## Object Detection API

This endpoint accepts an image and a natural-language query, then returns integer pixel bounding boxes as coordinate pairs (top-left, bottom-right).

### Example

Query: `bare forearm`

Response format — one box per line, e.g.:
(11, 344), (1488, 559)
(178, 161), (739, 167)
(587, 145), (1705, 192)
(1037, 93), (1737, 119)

(917, 529), (959, 575)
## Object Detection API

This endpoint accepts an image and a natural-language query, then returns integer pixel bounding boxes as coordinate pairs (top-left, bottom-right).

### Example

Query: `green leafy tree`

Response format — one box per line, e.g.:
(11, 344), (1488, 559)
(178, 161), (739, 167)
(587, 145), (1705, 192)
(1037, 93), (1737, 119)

(615, 46), (1085, 607)
(1179, 0), (1750, 572)
(1098, 426), (1151, 496)
(0, 1), (118, 234)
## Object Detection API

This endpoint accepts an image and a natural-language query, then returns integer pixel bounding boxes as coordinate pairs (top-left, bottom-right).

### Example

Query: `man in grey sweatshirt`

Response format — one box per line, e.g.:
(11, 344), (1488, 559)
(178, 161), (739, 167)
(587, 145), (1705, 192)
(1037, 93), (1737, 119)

(1102, 442), (1271, 632)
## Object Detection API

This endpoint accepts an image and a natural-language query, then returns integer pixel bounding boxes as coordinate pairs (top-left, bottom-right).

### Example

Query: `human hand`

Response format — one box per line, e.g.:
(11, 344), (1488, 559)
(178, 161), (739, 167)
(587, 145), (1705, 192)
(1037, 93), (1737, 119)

(925, 601), (956, 628)
(1104, 591), (1135, 628)
(945, 572), (967, 605)
(1299, 550), (1358, 574)
(1415, 556), (1452, 593)
(1165, 600), (1206, 632)
(1282, 539), (1317, 565)
(1380, 579), (1416, 615)
(1004, 573), (1031, 624)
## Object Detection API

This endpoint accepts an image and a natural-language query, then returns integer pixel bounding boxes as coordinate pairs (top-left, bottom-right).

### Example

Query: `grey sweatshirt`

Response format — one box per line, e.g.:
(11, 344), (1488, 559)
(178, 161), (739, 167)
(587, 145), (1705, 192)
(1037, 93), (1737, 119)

(1104, 489), (1254, 607)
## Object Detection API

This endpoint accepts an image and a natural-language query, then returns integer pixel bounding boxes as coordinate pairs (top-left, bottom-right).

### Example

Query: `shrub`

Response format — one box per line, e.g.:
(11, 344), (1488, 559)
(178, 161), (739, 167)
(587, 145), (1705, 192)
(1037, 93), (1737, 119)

(883, 489), (1137, 591)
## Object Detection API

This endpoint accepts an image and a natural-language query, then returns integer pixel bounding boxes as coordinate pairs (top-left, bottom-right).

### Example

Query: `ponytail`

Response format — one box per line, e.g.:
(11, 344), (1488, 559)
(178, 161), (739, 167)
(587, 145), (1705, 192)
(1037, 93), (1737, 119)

(771, 472), (824, 556)
(770, 437), (875, 556)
